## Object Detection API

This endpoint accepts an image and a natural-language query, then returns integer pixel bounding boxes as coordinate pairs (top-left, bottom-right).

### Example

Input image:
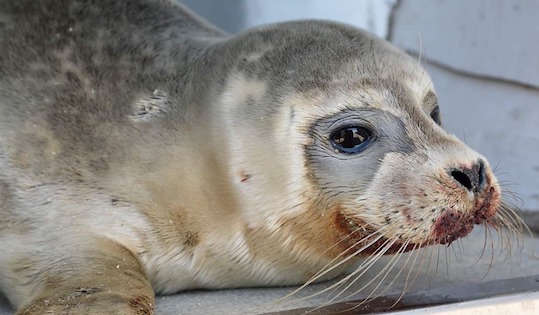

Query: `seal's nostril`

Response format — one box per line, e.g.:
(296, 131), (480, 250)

(476, 159), (486, 192)
(450, 159), (487, 193)
(451, 170), (473, 191)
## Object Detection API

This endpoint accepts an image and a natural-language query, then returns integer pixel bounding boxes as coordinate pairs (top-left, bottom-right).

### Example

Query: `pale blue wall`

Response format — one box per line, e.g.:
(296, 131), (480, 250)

(182, 0), (394, 37)
(182, 0), (247, 33)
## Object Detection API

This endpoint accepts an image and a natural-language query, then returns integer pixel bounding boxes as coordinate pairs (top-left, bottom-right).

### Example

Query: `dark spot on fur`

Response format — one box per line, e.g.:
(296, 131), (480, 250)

(75, 287), (102, 295)
(88, 157), (109, 172)
(184, 231), (199, 247)
(0, 180), (13, 210)
(65, 70), (81, 86)
(111, 197), (120, 205)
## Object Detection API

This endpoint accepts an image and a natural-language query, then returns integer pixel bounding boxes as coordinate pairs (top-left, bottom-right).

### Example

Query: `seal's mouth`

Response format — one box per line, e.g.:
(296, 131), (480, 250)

(432, 185), (500, 245)
(334, 212), (421, 256)
(334, 185), (500, 255)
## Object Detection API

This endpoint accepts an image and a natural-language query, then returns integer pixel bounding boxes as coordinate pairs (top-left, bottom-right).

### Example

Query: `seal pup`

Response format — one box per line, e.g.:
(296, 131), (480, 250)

(0, 0), (523, 314)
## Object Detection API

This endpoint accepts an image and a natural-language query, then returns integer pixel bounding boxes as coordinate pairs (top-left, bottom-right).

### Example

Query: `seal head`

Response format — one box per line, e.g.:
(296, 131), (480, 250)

(218, 21), (501, 268)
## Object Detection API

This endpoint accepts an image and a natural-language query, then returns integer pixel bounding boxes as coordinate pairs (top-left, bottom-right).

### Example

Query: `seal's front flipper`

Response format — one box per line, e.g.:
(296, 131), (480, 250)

(12, 237), (154, 315)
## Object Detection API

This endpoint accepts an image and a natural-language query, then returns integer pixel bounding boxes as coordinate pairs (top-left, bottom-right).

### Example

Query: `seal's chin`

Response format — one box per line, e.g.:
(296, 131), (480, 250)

(334, 212), (421, 257)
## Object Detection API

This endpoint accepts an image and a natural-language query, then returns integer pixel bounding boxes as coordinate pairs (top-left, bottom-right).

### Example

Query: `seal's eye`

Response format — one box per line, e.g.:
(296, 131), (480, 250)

(430, 106), (441, 125)
(330, 126), (373, 154)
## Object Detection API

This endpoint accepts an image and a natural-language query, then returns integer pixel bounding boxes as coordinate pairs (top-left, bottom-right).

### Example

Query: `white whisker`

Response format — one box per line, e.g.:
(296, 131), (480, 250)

(272, 230), (388, 307)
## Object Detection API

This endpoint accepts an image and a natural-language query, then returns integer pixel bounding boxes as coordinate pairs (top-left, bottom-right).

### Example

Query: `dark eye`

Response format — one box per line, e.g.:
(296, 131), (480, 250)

(330, 126), (373, 154)
(430, 106), (441, 125)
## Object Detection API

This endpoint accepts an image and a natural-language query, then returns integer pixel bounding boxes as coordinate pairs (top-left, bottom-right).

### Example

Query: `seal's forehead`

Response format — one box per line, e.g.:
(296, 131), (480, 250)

(232, 20), (432, 93)
(285, 73), (435, 127)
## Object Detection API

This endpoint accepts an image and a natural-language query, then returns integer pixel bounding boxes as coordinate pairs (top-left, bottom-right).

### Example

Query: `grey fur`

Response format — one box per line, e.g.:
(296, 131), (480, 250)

(0, 0), (430, 184)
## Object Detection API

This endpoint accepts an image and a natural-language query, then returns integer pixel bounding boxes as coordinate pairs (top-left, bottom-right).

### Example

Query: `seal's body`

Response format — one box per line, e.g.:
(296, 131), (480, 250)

(0, 0), (509, 314)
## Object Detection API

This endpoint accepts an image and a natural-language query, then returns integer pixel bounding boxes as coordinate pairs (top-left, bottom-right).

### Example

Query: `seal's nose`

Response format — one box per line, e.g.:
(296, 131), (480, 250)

(449, 160), (486, 193)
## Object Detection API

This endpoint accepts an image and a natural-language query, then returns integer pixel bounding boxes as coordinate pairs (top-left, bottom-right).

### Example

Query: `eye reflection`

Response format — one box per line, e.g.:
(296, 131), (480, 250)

(330, 126), (372, 154)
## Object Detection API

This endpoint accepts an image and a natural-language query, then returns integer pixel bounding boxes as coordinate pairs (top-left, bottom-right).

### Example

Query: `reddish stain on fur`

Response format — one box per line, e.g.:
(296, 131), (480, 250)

(432, 210), (473, 245)
(240, 171), (252, 182)
(432, 181), (500, 245)
(402, 208), (413, 223)
(473, 186), (499, 224)
(333, 210), (416, 256)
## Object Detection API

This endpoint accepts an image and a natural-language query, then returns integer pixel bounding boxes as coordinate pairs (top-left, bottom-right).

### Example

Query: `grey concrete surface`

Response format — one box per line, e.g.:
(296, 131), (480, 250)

(1, 227), (537, 314)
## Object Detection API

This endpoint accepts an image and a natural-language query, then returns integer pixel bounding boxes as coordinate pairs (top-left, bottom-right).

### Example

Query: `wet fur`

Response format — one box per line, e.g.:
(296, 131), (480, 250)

(0, 0), (524, 314)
